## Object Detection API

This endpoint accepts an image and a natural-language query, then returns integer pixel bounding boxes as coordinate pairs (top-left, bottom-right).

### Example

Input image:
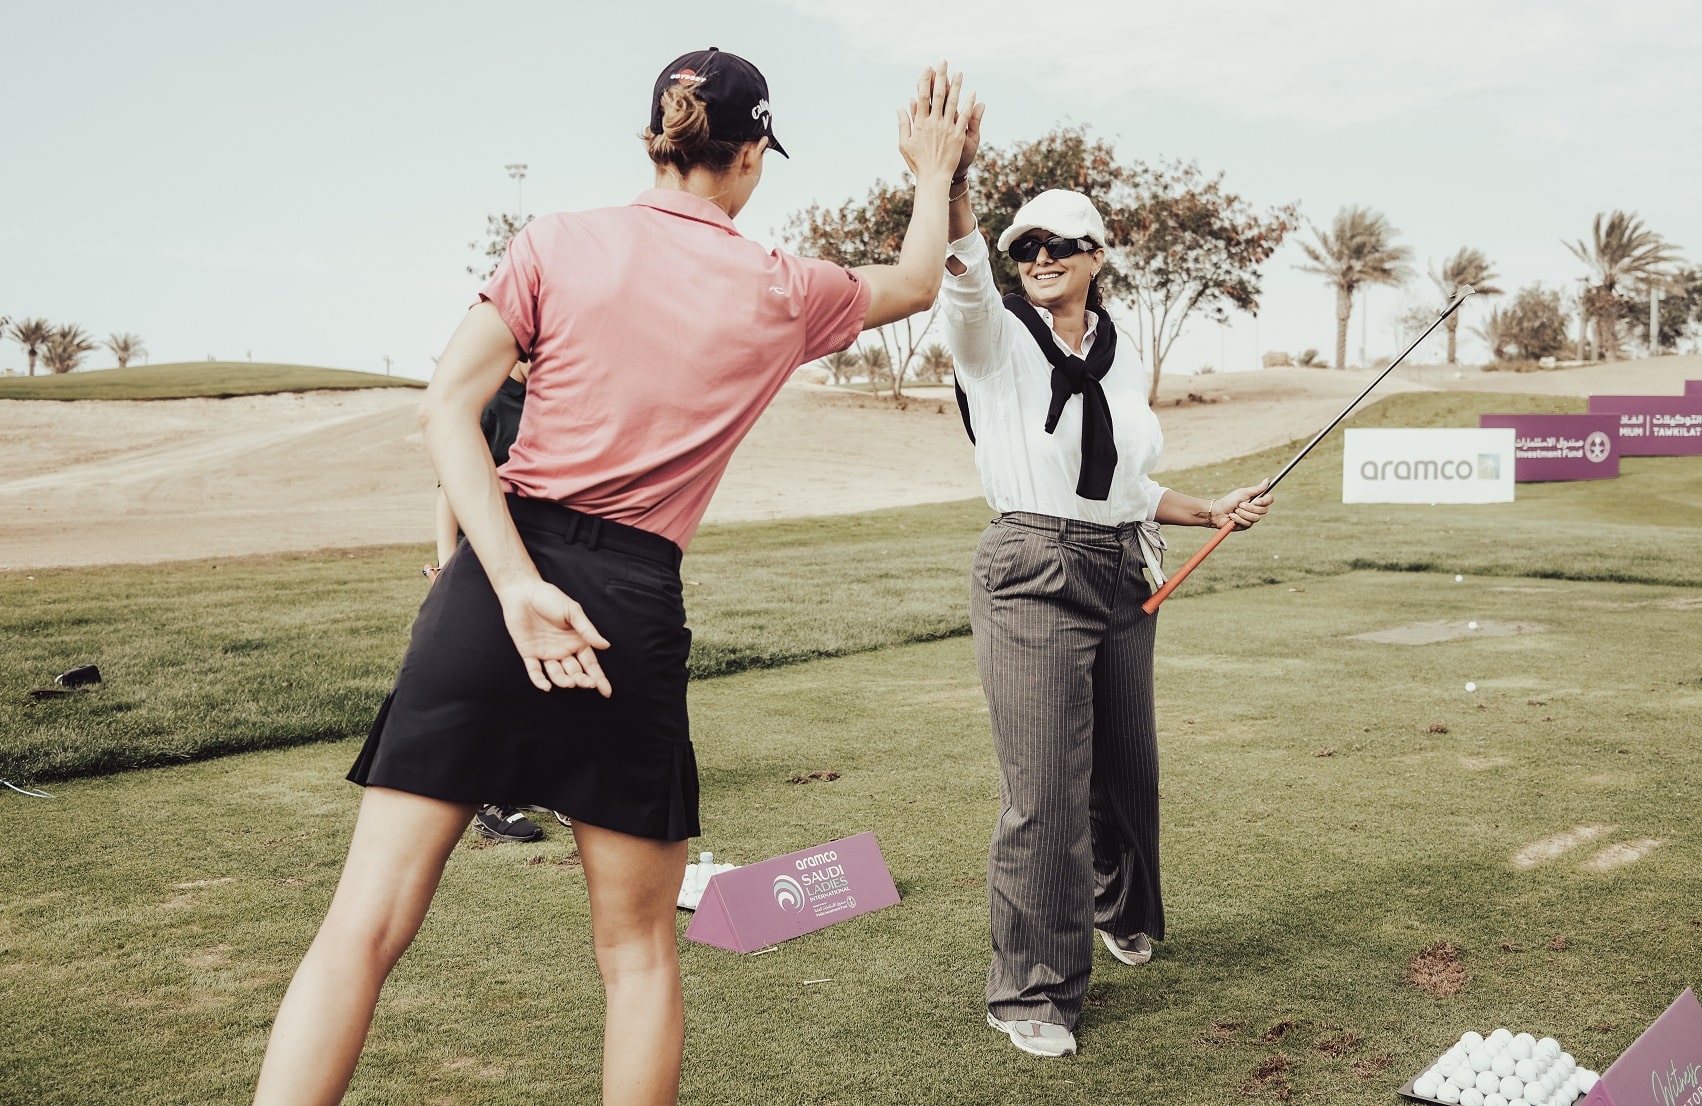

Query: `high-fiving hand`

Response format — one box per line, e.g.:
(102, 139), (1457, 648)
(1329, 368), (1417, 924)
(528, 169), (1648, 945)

(897, 62), (975, 181)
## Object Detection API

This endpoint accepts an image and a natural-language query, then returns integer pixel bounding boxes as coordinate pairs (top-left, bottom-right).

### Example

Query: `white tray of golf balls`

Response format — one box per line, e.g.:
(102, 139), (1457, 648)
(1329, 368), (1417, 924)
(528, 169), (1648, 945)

(1400, 1028), (1600, 1106)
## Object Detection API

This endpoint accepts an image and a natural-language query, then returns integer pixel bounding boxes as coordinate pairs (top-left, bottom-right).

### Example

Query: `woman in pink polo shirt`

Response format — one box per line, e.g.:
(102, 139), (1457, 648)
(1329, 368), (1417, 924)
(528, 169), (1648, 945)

(254, 51), (973, 1106)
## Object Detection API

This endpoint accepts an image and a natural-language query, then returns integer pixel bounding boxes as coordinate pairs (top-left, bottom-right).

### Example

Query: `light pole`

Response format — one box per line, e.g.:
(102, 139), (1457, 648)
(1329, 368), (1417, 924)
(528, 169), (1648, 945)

(504, 163), (529, 219)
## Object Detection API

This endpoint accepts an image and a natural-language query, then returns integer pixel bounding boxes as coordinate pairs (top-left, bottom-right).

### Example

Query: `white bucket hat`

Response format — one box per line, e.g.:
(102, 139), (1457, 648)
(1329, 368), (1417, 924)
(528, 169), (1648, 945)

(996, 189), (1108, 253)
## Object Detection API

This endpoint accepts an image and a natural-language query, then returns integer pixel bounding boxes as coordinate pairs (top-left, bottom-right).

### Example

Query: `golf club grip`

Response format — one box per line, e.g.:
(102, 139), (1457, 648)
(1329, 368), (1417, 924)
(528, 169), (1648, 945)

(1141, 520), (1237, 614)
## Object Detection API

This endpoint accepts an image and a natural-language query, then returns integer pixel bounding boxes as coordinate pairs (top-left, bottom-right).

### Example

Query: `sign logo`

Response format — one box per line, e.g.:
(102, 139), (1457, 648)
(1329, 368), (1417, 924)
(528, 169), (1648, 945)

(1585, 431), (1611, 463)
(750, 97), (773, 128)
(670, 68), (706, 84)
(771, 875), (805, 913)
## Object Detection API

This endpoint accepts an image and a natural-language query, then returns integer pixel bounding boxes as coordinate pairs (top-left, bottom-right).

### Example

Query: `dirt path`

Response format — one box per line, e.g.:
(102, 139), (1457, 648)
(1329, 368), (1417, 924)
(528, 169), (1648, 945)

(3, 356), (1694, 571)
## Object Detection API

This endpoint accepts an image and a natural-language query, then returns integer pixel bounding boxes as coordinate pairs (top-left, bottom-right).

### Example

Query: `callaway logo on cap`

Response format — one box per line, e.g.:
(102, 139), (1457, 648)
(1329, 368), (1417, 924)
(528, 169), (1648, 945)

(649, 47), (789, 158)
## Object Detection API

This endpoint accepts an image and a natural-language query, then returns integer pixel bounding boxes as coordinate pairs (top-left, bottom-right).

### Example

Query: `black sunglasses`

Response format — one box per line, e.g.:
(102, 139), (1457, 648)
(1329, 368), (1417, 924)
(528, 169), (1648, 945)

(1007, 235), (1099, 263)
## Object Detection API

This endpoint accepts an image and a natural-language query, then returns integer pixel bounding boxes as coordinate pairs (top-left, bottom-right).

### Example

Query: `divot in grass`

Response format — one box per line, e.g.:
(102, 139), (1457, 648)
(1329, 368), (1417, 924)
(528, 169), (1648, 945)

(1583, 838), (1663, 871)
(1407, 941), (1467, 997)
(1510, 824), (1615, 869)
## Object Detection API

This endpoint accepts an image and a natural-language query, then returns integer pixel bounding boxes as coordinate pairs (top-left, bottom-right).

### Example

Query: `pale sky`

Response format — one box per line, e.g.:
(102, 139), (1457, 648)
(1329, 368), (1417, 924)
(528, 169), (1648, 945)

(4, 0), (1698, 381)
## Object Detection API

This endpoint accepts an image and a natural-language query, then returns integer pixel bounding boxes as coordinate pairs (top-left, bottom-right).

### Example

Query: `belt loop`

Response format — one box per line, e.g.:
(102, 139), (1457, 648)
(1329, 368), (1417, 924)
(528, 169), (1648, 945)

(565, 513), (580, 545)
(586, 516), (603, 552)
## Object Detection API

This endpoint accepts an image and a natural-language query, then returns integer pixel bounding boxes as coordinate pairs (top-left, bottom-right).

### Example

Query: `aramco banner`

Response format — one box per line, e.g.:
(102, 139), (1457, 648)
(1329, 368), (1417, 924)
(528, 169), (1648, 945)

(1478, 414), (1619, 481)
(1585, 395), (1702, 456)
(1342, 428), (1515, 504)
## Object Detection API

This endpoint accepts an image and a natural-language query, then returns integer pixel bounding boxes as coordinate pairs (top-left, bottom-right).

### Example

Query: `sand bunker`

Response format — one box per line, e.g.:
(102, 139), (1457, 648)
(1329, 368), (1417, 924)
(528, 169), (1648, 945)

(4, 354), (1695, 571)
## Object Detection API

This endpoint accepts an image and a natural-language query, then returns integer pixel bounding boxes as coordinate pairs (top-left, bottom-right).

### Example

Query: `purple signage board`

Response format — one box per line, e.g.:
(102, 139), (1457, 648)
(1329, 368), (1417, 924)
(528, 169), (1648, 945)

(684, 832), (901, 953)
(1479, 414), (1620, 481)
(1686, 380), (1702, 397)
(1586, 395), (1702, 456)
(1581, 988), (1702, 1106)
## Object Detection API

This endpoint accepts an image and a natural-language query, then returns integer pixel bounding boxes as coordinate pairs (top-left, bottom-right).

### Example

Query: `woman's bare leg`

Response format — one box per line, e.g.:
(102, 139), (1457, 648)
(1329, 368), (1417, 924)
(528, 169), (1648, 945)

(253, 787), (476, 1105)
(572, 819), (689, 1106)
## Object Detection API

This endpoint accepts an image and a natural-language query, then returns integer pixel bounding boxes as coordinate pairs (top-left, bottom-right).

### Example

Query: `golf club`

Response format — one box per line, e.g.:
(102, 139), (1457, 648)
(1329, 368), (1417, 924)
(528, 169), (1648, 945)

(1141, 284), (1479, 614)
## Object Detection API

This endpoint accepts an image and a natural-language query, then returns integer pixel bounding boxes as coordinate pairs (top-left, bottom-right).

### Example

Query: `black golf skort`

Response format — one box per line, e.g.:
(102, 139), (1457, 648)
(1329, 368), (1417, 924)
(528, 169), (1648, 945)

(348, 494), (699, 841)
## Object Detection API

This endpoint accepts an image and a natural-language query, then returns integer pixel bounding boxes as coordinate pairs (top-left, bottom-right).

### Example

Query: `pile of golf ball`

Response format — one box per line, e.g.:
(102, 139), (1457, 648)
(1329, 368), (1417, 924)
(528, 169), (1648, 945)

(1410, 1029), (1600, 1106)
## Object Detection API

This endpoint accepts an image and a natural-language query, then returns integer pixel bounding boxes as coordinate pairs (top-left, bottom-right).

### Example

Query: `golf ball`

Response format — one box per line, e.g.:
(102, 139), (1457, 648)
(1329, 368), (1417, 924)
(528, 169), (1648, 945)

(1478, 1070), (1502, 1094)
(1484, 1096), (1507, 1106)
(1456, 574), (1465, 582)
(1490, 1028), (1514, 1046)
(1460, 1089), (1485, 1106)
(1501, 1075), (1525, 1099)
(1468, 620), (1480, 630)
(1460, 1031), (1486, 1050)
(1416, 1075), (1442, 1098)
(1493, 1053), (1517, 1077)
(1437, 1082), (1462, 1104)
(1515, 1058), (1538, 1081)
(1470, 1048), (1495, 1072)
(1466, 681), (1478, 692)
(1537, 1038), (1560, 1058)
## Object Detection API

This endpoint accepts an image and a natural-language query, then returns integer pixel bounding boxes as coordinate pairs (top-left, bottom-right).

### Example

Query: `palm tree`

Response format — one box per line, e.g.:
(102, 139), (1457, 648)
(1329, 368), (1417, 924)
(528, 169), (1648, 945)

(1565, 211), (1682, 361)
(917, 342), (955, 384)
(859, 345), (891, 388)
(42, 324), (98, 374)
(1430, 248), (1503, 365)
(819, 349), (860, 387)
(8, 317), (53, 377)
(1469, 306), (1511, 363)
(1297, 206), (1413, 369)
(103, 332), (146, 368)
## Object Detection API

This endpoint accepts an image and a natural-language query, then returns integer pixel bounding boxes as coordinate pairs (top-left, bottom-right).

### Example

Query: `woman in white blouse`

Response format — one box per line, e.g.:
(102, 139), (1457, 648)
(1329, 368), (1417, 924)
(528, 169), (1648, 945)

(940, 114), (1272, 1059)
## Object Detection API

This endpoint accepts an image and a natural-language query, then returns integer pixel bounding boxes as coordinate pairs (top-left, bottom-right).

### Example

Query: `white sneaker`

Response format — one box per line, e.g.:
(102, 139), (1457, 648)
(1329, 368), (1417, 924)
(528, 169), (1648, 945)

(1099, 930), (1153, 965)
(987, 1011), (1077, 1057)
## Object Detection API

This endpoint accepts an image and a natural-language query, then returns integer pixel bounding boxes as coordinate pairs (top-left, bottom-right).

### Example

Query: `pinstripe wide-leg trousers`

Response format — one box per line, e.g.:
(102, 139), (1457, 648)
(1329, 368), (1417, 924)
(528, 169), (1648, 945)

(971, 511), (1164, 1029)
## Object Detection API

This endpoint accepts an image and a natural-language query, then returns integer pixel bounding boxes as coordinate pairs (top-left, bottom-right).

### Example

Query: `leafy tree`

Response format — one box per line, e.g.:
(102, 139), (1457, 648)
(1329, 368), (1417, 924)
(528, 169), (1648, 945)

(817, 348), (861, 386)
(1430, 248), (1503, 364)
(916, 342), (954, 383)
(1565, 211), (1682, 360)
(969, 126), (1127, 297)
(1391, 298), (1448, 365)
(103, 332), (146, 368)
(1499, 285), (1570, 361)
(8, 317), (53, 377)
(42, 324), (97, 374)
(468, 213), (533, 280)
(1105, 160), (1296, 404)
(790, 126), (1293, 406)
(785, 179), (937, 403)
(1297, 206), (1413, 370)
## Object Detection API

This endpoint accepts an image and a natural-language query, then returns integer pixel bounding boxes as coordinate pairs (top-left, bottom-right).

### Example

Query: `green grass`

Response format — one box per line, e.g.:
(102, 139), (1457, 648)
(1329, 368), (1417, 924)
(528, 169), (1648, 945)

(0, 362), (422, 400)
(2, 572), (1697, 1104)
(5, 391), (1698, 785)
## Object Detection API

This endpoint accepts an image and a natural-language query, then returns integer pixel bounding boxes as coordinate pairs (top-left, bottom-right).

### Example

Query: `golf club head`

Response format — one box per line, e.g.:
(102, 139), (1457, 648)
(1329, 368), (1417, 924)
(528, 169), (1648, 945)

(1443, 284), (1478, 316)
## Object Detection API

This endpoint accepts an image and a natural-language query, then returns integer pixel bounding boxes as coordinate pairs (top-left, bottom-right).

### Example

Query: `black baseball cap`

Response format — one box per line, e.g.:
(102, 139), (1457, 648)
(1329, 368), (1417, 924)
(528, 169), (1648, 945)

(649, 47), (788, 158)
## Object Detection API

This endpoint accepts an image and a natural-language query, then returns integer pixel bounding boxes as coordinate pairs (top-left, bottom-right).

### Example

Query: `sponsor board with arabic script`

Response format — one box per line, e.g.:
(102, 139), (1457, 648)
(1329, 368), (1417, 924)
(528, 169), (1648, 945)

(1478, 414), (1619, 481)
(1585, 395), (1702, 457)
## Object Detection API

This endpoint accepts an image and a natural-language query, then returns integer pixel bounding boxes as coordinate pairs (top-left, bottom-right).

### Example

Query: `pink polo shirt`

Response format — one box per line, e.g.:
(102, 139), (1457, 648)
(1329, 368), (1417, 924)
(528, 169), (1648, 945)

(478, 189), (869, 549)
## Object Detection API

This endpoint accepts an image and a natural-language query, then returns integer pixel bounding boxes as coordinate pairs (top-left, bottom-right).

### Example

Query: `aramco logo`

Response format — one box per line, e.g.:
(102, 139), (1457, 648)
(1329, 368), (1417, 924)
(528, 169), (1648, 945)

(771, 874), (806, 913)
